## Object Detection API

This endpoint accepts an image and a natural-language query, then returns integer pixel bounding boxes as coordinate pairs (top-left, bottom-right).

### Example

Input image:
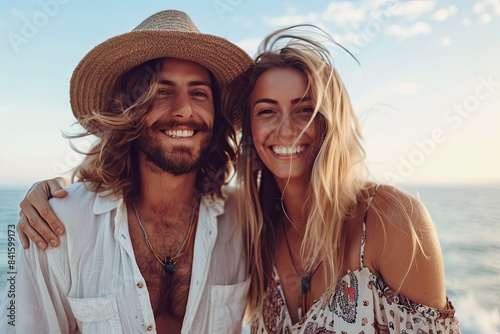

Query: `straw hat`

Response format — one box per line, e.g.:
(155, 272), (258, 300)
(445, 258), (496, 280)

(70, 10), (253, 125)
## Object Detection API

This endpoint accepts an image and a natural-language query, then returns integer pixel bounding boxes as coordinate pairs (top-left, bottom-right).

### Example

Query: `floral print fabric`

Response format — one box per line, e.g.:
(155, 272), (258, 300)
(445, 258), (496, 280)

(250, 266), (460, 333)
(251, 187), (460, 333)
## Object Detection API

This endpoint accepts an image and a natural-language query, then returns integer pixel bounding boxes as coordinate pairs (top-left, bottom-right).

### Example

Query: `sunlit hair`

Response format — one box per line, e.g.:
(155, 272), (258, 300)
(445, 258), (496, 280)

(224, 25), (424, 315)
(67, 57), (237, 202)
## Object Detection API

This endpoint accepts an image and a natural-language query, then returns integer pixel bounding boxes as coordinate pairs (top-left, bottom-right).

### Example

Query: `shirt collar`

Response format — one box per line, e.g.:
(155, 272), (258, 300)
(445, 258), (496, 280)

(93, 189), (123, 215)
(200, 193), (225, 219)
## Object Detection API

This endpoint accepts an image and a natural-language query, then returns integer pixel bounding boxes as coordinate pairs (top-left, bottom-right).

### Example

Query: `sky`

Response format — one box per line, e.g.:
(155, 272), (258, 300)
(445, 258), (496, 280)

(1, 0), (499, 187)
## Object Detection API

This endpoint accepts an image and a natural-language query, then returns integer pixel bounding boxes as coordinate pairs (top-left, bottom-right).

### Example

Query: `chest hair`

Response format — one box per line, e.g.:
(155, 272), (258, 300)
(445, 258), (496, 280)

(130, 215), (195, 321)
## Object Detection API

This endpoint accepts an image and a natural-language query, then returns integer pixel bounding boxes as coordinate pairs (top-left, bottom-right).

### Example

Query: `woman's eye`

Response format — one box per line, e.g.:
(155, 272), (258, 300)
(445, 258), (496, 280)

(299, 107), (315, 113)
(257, 109), (274, 115)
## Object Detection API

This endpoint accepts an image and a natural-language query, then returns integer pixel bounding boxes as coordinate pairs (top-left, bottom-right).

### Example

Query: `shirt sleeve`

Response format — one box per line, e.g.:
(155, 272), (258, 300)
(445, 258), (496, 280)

(0, 244), (20, 334)
(0, 242), (78, 333)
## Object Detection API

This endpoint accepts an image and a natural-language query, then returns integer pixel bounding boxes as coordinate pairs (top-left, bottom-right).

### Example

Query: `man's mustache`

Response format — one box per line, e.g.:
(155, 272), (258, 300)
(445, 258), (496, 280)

(149, 120), (210, 132)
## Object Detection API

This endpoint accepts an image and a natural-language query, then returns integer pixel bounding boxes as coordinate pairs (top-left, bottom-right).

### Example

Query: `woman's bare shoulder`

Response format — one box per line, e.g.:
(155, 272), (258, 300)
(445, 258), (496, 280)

(364, 184), (448, 309)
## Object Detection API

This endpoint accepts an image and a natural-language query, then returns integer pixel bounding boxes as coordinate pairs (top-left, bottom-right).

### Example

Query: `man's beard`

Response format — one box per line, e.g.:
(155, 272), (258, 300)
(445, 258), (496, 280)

(136, 120), (212, 176)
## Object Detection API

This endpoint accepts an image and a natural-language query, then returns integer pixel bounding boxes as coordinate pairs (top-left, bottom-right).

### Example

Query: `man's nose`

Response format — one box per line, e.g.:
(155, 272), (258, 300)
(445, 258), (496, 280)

(170, 92), (193, 118)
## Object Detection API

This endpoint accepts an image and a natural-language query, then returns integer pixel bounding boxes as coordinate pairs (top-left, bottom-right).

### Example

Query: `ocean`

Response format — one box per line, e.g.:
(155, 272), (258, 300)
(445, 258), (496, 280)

(0, 185), (499, 333)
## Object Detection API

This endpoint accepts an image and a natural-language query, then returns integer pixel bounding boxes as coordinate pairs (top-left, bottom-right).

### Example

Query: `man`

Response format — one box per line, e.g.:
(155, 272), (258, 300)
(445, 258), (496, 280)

(0, 10), (252, 333)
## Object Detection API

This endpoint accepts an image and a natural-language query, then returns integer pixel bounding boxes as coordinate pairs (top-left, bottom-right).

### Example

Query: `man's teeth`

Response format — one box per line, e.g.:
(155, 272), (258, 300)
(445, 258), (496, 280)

(165, 130), (194, 138)
(272, 146), (306, 156)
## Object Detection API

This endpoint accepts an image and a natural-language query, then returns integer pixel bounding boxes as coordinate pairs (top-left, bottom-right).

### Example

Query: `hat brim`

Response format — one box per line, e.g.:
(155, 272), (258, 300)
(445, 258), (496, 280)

(70, 30), (253, 123)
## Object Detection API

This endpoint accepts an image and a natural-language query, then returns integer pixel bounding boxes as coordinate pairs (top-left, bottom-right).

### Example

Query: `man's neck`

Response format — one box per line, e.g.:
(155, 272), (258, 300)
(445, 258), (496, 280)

(134, 165), (199, 226)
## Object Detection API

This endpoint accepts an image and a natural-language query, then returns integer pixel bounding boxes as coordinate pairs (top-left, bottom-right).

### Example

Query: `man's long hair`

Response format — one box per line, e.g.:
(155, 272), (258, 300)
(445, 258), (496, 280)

(68, 58), (237, 201)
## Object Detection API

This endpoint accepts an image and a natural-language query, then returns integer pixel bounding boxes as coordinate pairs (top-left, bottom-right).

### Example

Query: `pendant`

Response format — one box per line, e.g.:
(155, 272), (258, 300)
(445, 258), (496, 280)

(165, 256), (176, 275)
(301, 274), (310, 294)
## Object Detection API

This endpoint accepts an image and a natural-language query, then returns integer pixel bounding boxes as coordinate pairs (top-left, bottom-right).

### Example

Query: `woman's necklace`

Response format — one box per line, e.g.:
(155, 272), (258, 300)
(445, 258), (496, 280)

(132, 199), (199, 275)
(281, 220), (320, 319)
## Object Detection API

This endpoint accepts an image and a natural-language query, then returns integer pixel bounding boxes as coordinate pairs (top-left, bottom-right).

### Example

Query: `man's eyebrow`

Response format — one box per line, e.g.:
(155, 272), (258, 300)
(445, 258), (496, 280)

(158, 79), (212, 88)
(189, 80), (212, 88)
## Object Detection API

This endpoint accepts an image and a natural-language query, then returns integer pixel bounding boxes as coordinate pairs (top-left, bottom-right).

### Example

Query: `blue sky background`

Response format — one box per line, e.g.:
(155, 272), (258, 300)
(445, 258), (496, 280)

(1, 0), (499, 187)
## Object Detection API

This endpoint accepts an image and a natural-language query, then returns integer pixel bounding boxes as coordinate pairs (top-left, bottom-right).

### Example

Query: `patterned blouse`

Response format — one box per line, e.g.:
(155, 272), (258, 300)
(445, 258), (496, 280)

(250, 190), (461, 333)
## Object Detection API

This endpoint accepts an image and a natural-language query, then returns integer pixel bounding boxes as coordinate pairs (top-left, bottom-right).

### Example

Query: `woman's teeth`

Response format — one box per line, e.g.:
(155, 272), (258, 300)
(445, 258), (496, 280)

(272, 145), (306, 156)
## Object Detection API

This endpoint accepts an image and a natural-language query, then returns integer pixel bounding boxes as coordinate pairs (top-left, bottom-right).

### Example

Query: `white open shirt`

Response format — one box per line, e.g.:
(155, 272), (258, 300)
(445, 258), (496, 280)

(0, 182), (249, 333)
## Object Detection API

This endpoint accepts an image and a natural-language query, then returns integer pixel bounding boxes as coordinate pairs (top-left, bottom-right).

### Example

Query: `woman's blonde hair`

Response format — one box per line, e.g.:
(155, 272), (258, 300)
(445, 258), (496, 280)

(228, 25), (429, 318)
(68, 57), (237, 202)
(224, 25), (373, 314)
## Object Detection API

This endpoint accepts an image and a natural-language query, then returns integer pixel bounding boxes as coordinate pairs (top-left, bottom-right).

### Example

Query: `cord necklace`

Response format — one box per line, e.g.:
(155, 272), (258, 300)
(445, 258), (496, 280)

(281, 220), (320, 319)
(133, 200), (199, 275)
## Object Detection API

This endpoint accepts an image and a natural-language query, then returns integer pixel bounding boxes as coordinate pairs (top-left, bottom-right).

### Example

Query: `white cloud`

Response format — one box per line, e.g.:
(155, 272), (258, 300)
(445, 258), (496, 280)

(321, 2), (367, 28)
(473, 0), (500, 15)
(462, 18), (472, 27)
(389, 82), (419, 96)
(263, 1), (442, 47)
(492, 0), (500, 15)
(480, 13), (492, 23)
(236, 38), (262, 57)
(472, 1), (485, 14)
(263, 13), (319, 27)
(339, 30), (364, 46)
(365, 0), (394, 11)
(389, 0), (435, 19)
(431, 5), (458, 21)
(385, 22), (432, 39)
(441, 37), (452, 47)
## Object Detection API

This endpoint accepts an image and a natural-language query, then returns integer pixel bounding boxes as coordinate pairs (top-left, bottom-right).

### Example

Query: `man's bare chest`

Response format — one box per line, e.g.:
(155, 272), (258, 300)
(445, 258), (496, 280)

(128, 216), (196, 321)
(136, 249), (194, 319)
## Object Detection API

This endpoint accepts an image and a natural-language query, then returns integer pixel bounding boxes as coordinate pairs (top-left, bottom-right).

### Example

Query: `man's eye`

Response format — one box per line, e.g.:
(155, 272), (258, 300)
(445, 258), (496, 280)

(192, 91), (208, 97)
(157, 89), (171, 96)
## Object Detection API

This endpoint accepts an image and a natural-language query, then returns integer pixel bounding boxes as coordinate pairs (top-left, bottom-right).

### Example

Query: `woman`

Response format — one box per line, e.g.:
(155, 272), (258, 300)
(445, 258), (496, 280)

(225, 25), (460, 332)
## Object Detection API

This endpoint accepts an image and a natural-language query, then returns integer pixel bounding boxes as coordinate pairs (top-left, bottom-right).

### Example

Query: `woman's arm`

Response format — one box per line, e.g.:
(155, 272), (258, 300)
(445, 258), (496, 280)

(17, 178), (68, 249)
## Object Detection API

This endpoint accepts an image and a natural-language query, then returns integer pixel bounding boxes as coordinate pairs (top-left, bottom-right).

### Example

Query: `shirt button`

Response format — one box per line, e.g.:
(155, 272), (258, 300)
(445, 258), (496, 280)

(136, 281), (144, 288)
(146, 325), (153, 331)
